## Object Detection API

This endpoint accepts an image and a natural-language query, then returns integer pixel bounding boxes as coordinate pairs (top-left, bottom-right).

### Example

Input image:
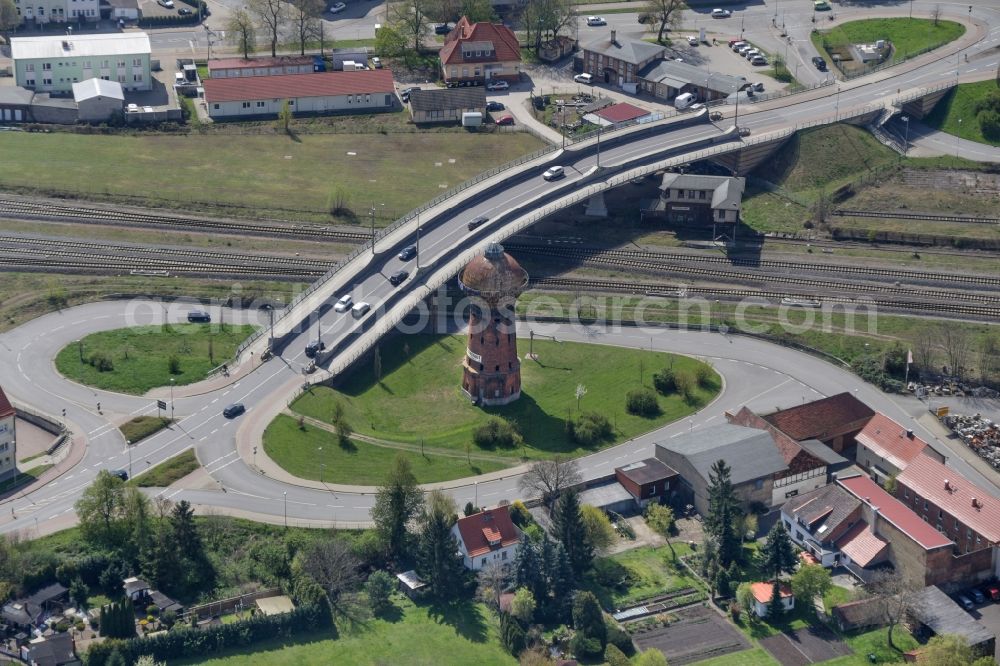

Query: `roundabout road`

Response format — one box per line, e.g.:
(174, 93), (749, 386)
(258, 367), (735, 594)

(1, 300), (996, 537)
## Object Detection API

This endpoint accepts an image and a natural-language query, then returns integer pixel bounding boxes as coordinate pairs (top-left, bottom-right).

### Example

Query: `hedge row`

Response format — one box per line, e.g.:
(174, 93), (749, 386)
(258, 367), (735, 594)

(84, 602), (330, 665)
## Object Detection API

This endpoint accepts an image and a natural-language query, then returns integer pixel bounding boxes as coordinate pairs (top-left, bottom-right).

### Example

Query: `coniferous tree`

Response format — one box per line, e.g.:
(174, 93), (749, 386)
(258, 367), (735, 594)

(372, 455), (423, 560)
(767, 580), (785, 620)
(415, 490), (466, 600)
(571, 591), (607, 649)
(550, 489), (593, 576)
(499, 611), (526, 655)
(760, 522), (797, 580)
(704, 460), (742, 567)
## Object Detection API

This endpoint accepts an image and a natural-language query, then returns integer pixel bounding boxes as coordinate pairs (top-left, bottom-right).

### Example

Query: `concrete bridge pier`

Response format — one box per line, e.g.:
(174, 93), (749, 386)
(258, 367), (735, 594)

(584, 191), (608, 217)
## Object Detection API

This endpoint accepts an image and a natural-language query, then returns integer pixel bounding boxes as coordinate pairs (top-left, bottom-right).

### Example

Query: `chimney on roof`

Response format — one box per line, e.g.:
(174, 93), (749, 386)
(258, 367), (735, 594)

(906, 429), (914, 439)
(610, 29), (617, 46)
(944, 479), (950, 490)
(972, 497), (980, 509)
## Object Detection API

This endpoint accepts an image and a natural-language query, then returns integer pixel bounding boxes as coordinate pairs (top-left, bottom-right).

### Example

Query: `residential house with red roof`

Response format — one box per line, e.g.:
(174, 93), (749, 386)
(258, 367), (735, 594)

(894, 455), (1000, 584)
(761, 392), (874, 454)
(0, 386), (15, 479)
(854, 412), (944, 482)
(749, 582), (794, 617)
(838, 473), (958, 587)
(451, 504), (522, 570)
(203, 69), (396, 120)
(207, 56), (317, 79)
(439, 17), (522, 86)
(581, 30), (665, 91)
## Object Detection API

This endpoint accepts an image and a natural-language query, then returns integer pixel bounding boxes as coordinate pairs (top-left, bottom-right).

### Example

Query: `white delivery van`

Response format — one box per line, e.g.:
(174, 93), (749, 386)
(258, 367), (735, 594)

(674, 92), (697, 110)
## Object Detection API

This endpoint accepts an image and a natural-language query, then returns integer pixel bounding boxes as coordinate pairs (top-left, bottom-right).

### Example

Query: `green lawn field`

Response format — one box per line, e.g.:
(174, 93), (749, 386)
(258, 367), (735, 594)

(263, 414), (510, 485)
(177, 597), (515, 666)
(0, 130), (545, 222)
(583, 543), (702, 609)
(129, 449), (200, 487)
(289, 334), (721, 459)
(924, 80), (1000, 147)
(55, 324), (256, 394)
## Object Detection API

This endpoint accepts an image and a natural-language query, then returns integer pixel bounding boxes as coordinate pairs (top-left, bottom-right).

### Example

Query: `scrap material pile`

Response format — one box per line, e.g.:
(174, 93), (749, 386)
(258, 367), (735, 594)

(942, 413), (1000, 470)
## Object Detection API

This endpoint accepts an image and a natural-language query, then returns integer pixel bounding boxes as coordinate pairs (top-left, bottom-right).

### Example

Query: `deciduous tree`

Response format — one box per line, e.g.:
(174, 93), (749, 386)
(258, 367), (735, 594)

(920, 634), (995, 666)
(299, 537), (363, 608)
(248, 0), (285, 57)
(869, 569), (919, 651)
(510, 587), (536, 624)
(791, 564), (832, 615)
(226, 7), (257, 59)
(643, 0), (685, 44)
(579, 505), (615, 553)
(290, 0), (324, 55)
(75, 470), (127, 550)
(0, 0), (19, 45)
(390, 0), (433, 52)
(644, 503), (676, 558)
(634, 649), (668, 666)
(364, 570), (395, 614)
(518, 456), (581, 506)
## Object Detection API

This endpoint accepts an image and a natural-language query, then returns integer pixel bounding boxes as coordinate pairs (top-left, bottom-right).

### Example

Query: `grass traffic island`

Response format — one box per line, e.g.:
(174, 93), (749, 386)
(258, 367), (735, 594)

(924, 80), (1000, 147)
(119, 415), (173, 443)
(810, 17), (964, 77)
(263, 414), (511, 485)
(55, 323), (256, 395)
(278, 334), (720, 482)
(128, 449), (200, 488)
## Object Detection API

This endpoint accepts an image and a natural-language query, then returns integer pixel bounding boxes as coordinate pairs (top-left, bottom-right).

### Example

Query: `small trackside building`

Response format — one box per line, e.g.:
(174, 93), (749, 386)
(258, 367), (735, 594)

(72, 78), (124, 123)
(451, 504), (522, 570)
(203, 70), (397, 120)
(615, 458), (679, 508)
(580, 30), (665, 92)
(409, 87), (486, 124)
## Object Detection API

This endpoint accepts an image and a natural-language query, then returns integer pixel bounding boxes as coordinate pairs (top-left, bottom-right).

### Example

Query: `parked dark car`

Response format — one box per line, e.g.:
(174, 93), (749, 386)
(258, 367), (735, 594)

(467, 215), (488, 231)
(400, 87), (421, 102)
(223, 403), (246, 418)
(187, 310), (211, 323)
(434, 24), (451, 34)
(398, 245), (417, 261)
(971, 589), (986, 605)
(305, 340), (326, 358)
(486, 101), (505, 112)
(178, 7), (192, 15)
(389, 270), (409, 286)
(812, 56), (828, 71)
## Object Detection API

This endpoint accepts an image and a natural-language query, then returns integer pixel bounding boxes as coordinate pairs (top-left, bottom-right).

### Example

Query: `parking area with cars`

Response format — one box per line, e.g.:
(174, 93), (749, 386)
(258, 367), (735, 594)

(973, 600), (1000, 662)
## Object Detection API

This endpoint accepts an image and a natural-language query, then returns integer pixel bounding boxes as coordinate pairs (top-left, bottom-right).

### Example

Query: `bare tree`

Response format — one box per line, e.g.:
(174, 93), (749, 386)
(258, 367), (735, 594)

(290, 0), (325, 55)
(868, 569), (919, 651)
(978, 335), (999, 383)
(941, 326), (972, 378)
(913, 325), (939, 375)
(226, 7), (257, 59)
(643, 0), (684, 45)
(518, 456), (582, 506)
(248, 0), (285, 57)
(299, 537), (363, 607)
(390, 0), (434, 52)
(476, 561), (510, 612)
(0, 0), (19, 46)
(522, 0), (574, 51)
(930, 3), (941, 26)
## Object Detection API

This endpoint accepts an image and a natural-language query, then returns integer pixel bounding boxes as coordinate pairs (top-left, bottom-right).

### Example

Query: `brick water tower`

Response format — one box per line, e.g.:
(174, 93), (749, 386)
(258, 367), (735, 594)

(458, 242), (529, 406)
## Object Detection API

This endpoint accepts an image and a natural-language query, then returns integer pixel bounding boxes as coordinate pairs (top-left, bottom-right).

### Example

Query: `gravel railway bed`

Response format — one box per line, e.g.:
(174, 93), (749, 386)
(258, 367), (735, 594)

(530, 277), (999, 320)
(507, 244), (1000, 289)
(0, 198), (372, 242)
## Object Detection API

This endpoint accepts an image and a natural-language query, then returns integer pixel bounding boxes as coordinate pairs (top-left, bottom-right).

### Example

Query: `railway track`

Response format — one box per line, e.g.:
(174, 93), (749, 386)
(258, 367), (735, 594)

(832, 209), (1000, 225)
(0, 235), (336, 269)
(511, 248), (1000, 305)
(529, 277), (999, 319)
(507, 244), (1000, 290)
(0, 256), (325, 279)
(0, 198), (372, 242)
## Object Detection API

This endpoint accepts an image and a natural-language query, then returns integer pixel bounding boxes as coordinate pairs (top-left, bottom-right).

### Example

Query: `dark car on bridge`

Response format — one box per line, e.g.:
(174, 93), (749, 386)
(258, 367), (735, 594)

(389, 270), (409, 287)
(305, 340), (326, 358)
(223, 403), (246, 418)
(398, 245), (417, 261)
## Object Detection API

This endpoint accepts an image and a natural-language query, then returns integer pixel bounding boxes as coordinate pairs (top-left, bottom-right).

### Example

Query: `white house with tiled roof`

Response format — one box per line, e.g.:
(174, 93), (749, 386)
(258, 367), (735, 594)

(439, 17), (522, 85)
(451, 505), (522, 570)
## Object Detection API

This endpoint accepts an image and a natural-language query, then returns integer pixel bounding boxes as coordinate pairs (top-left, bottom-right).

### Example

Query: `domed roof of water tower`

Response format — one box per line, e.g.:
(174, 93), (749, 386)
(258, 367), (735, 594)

(459, 242), (528, 299)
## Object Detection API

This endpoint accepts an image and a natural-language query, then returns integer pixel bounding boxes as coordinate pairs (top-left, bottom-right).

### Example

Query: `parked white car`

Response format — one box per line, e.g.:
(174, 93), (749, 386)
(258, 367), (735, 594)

(486, 80), (509, 91)
(574, 73), (593, 85)
(328, 2), (346, 13)
(711, 8), (731, 18)
(688, 36), (699, 46)
(586, 16), (606, 26)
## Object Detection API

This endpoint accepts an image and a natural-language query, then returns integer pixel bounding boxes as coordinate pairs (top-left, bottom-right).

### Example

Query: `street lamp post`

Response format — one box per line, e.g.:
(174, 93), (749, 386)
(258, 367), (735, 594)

(901, 116), (909, 157)
(956, 118), (962, 158)
(596, 124), (602, 168)
(415, 212), (421, 270)
(369, 201), (384, 255)
(835, 86), (841, 118)
(315, 309), (322, 346)
(283, 491), (287, 528)
(170, 378), (175, 420)
(127, 440), (132, 478)
(76, 339), (83, 362)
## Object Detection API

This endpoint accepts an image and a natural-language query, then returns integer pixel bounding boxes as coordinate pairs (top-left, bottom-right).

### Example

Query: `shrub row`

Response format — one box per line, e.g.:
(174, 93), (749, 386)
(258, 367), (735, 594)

(84, 602), (330, 665)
